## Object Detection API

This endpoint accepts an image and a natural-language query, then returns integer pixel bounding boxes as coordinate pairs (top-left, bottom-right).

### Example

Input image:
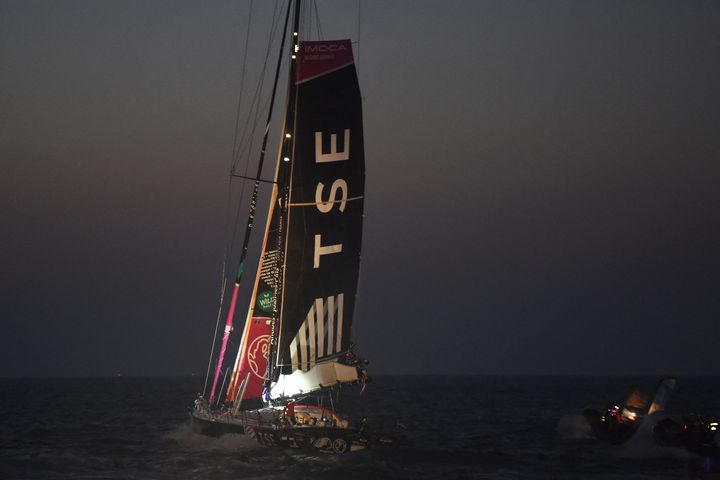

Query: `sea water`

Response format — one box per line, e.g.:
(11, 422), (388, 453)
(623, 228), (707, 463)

(1, 376), (718, 479)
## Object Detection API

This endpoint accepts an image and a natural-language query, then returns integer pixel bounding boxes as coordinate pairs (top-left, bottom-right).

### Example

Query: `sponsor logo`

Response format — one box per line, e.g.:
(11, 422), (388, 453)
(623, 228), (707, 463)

(304, 43), (347, 53)
(256, 291), (275, 312)
(248, 334), (270, 379)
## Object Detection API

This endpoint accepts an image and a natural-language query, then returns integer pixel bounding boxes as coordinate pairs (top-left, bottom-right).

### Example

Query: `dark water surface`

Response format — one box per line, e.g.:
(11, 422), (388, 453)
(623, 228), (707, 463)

(1, 376), (718, 479)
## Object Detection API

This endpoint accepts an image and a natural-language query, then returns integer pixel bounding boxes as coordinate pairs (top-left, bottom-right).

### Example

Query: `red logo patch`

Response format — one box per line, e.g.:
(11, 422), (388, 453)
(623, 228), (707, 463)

(248, 334), (270, 379)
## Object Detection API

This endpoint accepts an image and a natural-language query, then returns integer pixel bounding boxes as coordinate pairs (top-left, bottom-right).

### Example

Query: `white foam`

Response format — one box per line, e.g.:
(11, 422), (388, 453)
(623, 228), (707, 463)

(557, 414), (593, 439)
(166, 422), (258, 452)
(619, 415), (692, 461)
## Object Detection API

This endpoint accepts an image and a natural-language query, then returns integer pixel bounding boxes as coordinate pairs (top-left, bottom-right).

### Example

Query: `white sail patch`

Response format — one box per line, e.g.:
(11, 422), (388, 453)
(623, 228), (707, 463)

(315, 179), (348, 213)
(315, 130), (350, 163)
(289, 293), (345, 371)
(270, 361), (361, 399)
(314, 234), (342, 268)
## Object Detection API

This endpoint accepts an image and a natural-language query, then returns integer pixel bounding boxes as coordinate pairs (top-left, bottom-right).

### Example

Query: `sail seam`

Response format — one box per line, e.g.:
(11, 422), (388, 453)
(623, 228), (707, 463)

(289, 195), (363, 207)
(296, 61), (355, 84)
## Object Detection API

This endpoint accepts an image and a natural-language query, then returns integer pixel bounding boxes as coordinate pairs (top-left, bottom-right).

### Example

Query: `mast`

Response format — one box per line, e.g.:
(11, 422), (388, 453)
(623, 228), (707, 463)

(265, 0), (303, 393)
(208, 0), (295, 405)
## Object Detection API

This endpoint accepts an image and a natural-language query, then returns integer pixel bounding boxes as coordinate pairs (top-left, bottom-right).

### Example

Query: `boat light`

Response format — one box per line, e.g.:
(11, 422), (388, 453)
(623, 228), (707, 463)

(621, 410), (637, 421)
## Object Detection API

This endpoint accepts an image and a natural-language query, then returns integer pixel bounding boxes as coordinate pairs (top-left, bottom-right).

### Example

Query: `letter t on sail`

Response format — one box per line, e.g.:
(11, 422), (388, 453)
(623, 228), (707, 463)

(314, 234), (342, 268)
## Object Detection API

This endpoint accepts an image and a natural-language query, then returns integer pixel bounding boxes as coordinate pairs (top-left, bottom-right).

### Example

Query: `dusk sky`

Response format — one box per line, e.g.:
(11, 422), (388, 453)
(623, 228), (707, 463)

(2, 0), (719, 377)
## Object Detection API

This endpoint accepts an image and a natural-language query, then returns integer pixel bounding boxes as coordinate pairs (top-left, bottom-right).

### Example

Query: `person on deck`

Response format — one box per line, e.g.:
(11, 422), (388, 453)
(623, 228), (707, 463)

(285, 400), (297, 425)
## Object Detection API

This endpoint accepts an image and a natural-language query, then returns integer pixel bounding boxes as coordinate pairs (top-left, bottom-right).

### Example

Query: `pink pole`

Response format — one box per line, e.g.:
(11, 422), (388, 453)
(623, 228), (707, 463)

(209, 283), (241, 404)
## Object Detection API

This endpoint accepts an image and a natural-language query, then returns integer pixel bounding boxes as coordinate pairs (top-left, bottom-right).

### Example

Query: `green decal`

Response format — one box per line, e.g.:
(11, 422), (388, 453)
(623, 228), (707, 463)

(256, 291), (275, 312)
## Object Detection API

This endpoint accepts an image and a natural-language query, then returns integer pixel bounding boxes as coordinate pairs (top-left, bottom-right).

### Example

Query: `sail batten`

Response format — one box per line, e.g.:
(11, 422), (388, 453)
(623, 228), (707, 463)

(288, 195), (363, 208)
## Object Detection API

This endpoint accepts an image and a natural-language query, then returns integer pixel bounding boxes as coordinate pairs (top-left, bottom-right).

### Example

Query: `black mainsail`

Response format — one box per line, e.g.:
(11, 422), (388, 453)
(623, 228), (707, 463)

(270, 39), (365, 398)
(222, 36), (365, 401)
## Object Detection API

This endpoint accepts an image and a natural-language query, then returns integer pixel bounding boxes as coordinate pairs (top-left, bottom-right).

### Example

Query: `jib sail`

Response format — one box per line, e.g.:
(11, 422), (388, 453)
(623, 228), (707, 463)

(225, 188), (280, 404)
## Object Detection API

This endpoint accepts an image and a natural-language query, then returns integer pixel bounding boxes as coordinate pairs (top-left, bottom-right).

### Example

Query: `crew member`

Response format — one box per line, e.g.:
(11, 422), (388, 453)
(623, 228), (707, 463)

(285, 400), (297, 425)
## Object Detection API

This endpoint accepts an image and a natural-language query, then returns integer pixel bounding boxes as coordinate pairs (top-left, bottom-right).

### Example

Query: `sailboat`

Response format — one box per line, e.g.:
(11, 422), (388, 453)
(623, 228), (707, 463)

(582, 378), (676, 444)
(190, 0), (397, 454)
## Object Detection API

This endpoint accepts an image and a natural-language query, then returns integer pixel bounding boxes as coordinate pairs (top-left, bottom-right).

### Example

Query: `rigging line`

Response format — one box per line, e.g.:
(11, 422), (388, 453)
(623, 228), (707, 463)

(230, 173), (277, 184)
(204, 151), (237, 397)
(227, 62), (283, 260)
(227, 26), (281, 265)
(227, 1), (287, 261)
(230, 0), (254, 162)
(204, 0), (258, 395)
(207, 1), (287, 396)
(203, 259), (228, 397)
(247, 85), (277, 149)
(231, 0), (285, 173)
(231, 88), (274, 177)
(230, 98), (281, 241)
(231, 0), (285, 171)
(357, 0), (361, 75)
(305, 0), (311, 39)
(313, 0), (323, 39)
(233, 0), (293, 280)
(232, 72), (270, 173)
(305, 0), (312, 38)
(217, 368), (231, 405)
(231, 55), (287, 195)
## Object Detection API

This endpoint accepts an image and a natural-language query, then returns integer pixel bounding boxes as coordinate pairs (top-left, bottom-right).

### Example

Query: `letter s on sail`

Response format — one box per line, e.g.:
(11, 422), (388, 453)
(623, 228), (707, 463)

(315, 179), (347, 213)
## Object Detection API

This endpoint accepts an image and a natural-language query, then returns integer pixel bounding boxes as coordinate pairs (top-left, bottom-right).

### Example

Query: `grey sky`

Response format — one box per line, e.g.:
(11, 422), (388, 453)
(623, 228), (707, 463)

(1, 0), (719, 376)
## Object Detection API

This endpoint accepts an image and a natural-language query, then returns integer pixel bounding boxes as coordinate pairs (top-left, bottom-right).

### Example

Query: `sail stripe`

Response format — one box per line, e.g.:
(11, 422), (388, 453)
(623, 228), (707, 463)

(307, 301), (316, 370)
(297, 60), (355, 84)
(286, 293), (349, 371)
(336, 293), (344, 353)
(298, 321), (308, 371)
(315, 297), (324, 359)
(326, 295), (334, 356)
(290, 337), (299, 371)
(288, 195), (363, 208)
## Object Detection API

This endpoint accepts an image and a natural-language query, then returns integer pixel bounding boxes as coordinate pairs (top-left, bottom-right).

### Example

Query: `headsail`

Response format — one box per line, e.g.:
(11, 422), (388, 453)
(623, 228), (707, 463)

(225, 189), (280, 404)
(206, 0), (295, 405)
(647, 377), (677, 415)
(271, 39), (365, 398)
